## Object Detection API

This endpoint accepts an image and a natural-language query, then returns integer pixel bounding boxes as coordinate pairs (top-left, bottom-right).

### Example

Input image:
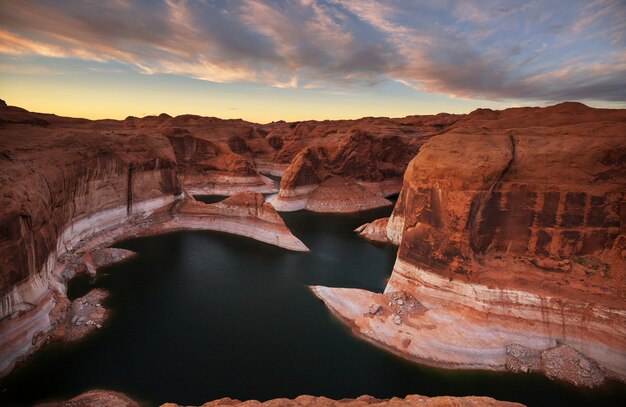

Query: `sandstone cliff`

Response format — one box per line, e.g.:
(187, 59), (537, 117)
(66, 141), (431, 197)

(0, 106), (301, 377)
(265, 115), (461, 212)
(317, 103), (626, 386)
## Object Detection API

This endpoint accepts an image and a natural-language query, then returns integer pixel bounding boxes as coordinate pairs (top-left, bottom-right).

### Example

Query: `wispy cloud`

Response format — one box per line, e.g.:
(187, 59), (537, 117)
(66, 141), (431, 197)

(0, 0), (624, 101)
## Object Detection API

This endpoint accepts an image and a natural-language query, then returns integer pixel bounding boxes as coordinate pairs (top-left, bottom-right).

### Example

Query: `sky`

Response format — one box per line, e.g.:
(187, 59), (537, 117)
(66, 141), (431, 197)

(0, 0), (625, 123)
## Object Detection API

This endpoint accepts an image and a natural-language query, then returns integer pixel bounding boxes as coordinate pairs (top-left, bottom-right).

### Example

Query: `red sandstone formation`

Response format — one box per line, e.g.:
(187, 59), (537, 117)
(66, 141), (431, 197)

(164, 395), (522, 407)
(266, 115), (461, 212)
(355, 217), (391, 244)
(0, 104), (308, 377)
(35, 390), (140, 407)
(167, 193), (308, 251)
(39, 391), (523, 407)
(316, 102), (626, 386)
(163, 125), (276, 195)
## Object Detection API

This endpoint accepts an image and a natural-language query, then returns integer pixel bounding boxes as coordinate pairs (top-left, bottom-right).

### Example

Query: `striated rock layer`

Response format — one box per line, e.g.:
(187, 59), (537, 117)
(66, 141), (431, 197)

(355, 217), (391, 244)
(168, 193), (308, 252)
(317, 103), (626, 386)
(265, 115), (461, 212)
(164, 126), (277, 195)
(0, 106), (306, 377)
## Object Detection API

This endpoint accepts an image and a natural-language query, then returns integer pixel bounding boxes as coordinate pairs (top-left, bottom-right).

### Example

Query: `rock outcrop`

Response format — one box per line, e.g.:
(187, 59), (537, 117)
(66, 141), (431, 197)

(35, 390), (140, 407)
(315, 103), (626, 386)
(171, 395), (523, 407)
(164, 126), (276, 195)
(355, 217), (391, 244)
(0, 106), (304, 377)
(39, 391), (523, 407)
(265, 115), (461, 212)
(50, 288), (108, 342)
(166, 193), (308, 251)
(505, 343), (611, 387)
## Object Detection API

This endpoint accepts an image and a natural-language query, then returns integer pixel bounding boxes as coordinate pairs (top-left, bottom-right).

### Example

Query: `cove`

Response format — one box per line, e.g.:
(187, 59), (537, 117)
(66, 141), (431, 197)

(0, 206), (624, 406)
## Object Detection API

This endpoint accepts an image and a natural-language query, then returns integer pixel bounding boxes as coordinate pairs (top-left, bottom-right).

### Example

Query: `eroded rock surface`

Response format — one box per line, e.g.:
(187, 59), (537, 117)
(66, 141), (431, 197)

(168, 192), (309, 251)
(50, 288), (108, 342)
(168, 395), (522, 407)
(355, 217), (391, 244)
(35, 390), (140, 407)
(266, 115), (461, 212)
(315, 103), (626, 386)
(505, 343), (613, 387)
(43, 392), (523, 407)
(0, 105), (309, 377)
(164, 126), (276, 195)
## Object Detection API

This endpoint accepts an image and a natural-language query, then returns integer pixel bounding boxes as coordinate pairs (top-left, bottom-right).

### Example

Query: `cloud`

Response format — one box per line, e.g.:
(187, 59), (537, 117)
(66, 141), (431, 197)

(0, 0), (624, 102)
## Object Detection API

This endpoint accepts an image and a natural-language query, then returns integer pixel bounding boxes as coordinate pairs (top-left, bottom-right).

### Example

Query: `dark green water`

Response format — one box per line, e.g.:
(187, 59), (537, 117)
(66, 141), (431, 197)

(1, 207), (625, 406)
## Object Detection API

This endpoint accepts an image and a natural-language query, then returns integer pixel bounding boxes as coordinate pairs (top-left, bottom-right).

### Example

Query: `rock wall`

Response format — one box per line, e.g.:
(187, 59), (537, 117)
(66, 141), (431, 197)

(168, 193), (308, 251)
(266, 114), (461, 212)
(0, 110), (187, 375)
(318, 103), (626, 384)
(0, 107), (296, 377)
(0, 122), (181, 319)
(164, 126), (276, 195)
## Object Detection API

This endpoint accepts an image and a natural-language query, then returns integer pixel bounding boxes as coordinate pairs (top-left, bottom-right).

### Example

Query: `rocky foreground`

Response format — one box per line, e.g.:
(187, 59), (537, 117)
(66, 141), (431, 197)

(37, 390), (523, 407)
(316, 102), (626, 387)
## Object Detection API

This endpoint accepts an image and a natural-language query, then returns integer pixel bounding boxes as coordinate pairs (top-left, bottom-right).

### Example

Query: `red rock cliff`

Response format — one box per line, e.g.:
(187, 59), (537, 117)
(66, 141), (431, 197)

(266, 114), (461, 212)
(315, 103), (626, 384)
(0, 107), (289, 376)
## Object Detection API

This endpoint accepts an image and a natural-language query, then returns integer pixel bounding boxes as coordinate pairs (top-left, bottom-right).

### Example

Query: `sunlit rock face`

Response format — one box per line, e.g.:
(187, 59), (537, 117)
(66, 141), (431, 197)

(0, 106), (303, 377)
(34, 390), (140, 407)
(0, 108), (182, 320)
(355, 217), (391, 244)
(0, 108), (183, 375)
(170, 192), (308, 252)
(264, 114), (462, 212)
(317, 103), (626, 385)
(163, 124), (276, 195)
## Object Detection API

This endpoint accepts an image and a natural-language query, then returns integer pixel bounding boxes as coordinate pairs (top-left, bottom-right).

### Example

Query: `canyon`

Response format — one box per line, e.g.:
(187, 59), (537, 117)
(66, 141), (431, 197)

(1, 101), (625, 405)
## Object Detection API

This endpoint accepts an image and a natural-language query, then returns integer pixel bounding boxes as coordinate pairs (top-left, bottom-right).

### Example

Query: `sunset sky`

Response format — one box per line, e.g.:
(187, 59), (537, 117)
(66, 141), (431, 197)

(1, 0), (625, 123)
